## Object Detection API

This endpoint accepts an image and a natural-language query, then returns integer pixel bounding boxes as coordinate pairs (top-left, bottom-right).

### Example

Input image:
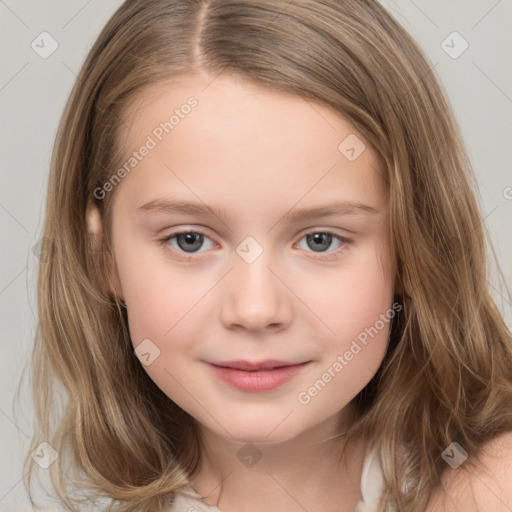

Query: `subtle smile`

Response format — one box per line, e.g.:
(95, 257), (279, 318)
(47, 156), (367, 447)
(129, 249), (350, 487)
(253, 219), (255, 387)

(206, 360), (311, 392)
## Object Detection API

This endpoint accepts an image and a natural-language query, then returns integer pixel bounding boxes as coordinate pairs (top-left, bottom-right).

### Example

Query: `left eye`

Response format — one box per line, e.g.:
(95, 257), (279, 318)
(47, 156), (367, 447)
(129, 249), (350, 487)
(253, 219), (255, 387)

(296, 232), (347, 254)
(159, 230), (349, 257)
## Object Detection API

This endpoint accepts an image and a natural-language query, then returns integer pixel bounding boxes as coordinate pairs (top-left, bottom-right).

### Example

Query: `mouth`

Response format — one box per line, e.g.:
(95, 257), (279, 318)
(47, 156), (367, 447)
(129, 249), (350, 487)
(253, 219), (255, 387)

(206, 359), (311, 392)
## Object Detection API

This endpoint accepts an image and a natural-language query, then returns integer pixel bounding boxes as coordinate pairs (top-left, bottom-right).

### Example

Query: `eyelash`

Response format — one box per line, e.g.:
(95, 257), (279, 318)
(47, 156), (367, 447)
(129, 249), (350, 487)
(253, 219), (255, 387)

(157, 229), (352, 261)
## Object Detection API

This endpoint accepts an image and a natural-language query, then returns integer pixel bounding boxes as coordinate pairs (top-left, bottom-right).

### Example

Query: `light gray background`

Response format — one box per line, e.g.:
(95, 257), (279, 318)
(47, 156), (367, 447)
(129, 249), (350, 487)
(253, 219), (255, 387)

(1, 1), (511, 510)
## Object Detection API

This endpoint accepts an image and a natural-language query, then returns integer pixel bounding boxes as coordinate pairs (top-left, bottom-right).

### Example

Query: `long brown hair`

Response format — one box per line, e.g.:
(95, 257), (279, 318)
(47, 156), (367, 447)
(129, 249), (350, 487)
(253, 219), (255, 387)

(21, 0), (512, 510)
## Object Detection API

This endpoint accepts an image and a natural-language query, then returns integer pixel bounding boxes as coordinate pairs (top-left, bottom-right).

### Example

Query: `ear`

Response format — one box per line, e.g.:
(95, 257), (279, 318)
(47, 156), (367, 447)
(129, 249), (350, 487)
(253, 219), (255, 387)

(86, 203), (125, 302)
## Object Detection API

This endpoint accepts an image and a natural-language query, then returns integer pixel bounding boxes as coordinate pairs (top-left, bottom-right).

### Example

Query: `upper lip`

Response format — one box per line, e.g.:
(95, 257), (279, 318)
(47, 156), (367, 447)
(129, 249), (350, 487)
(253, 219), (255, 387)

(208, 359), (307, 371)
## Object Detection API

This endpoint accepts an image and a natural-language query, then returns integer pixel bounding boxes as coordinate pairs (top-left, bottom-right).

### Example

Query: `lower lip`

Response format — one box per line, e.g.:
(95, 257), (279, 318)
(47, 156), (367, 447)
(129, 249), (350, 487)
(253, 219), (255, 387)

(207, 363), (309, 392)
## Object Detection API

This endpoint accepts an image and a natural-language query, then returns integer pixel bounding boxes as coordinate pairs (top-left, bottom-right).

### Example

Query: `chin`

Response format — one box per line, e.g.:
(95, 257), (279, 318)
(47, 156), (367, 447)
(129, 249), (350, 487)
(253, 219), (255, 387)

(230, 432), (296, 446)
(210, 418), (303, 446)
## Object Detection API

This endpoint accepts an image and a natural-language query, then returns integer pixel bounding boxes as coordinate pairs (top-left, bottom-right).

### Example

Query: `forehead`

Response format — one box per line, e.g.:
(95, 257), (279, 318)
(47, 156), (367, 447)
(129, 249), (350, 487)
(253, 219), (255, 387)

(114, 72), (386, 213)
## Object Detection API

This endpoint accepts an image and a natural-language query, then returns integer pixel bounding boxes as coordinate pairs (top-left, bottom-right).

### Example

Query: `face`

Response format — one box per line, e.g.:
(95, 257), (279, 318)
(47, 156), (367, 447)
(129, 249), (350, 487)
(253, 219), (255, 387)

(104, 71), (396, 444)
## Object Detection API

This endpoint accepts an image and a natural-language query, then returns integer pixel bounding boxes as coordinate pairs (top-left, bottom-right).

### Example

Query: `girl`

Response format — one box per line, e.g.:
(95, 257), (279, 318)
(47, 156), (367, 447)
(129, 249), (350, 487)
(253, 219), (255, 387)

(23, 0), (512, 511)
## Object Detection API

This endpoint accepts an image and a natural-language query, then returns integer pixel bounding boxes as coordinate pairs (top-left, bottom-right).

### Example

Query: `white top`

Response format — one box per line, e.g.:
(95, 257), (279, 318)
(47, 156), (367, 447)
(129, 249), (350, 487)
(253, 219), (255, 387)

(166, 446), (385, 511)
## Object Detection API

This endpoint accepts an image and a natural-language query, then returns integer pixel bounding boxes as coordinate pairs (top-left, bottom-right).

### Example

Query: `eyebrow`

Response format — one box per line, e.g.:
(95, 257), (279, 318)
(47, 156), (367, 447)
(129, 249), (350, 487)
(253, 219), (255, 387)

(138, 198), (379, 223)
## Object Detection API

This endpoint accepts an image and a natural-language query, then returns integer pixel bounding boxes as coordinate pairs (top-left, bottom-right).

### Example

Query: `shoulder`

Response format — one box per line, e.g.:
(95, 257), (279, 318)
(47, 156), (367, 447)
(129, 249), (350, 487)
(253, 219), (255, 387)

(425, 431), (512, 512)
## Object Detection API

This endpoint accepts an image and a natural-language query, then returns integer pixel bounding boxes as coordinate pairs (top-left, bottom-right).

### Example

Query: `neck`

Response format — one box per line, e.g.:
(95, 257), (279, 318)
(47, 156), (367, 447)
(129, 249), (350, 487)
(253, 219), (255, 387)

(189, 403), (367, 512)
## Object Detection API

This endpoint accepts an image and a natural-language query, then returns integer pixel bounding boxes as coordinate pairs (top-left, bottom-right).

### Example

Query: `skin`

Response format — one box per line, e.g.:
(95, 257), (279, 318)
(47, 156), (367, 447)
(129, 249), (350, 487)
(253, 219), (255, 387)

(90, 71), (398, 511)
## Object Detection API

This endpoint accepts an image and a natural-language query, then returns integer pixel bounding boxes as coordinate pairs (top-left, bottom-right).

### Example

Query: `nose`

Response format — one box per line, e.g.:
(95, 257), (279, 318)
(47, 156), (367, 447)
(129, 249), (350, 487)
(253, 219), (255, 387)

(220, 248), (292, 333)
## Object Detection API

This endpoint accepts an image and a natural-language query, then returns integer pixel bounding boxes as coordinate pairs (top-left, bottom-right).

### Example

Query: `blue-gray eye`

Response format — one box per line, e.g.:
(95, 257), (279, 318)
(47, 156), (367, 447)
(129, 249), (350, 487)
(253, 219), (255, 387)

(160, 230), (348, 258)
(306, 232), (333, 252)
(176, 232), (203, 252)
(160, 231), (216, 254)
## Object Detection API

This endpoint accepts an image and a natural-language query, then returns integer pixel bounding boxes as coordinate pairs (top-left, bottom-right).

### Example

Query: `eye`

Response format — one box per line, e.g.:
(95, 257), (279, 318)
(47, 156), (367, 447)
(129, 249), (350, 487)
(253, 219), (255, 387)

(158, 229), (351, 260)
(159, 230), (216, 255)
(295, 231), (350, 259)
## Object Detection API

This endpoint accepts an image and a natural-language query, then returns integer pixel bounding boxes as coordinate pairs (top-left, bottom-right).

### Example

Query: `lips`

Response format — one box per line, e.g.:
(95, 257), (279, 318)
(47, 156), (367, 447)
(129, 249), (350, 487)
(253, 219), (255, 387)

(206, 359), (310, 392)
(210, 359), (303, 371)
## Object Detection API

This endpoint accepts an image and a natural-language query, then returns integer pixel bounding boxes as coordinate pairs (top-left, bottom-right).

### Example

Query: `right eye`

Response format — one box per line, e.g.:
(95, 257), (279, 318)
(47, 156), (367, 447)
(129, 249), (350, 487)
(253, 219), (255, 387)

(159, 230), (217, 255)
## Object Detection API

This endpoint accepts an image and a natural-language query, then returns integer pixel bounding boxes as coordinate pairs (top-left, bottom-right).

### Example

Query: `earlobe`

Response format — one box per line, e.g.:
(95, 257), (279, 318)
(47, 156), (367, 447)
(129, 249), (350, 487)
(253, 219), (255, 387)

(86, 203), (125, 303)
(87, 203), (104, 239)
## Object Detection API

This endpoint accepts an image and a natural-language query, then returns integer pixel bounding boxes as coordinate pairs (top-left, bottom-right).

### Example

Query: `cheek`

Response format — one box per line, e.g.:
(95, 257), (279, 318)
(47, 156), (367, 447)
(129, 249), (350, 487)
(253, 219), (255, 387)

(117, 255), (210, 411)
(125, 274), (209, 352)
(304, 252), (394, 345)
(296, 279), (394, 415)
(302, 249), (395, 396)
(112, 236), (207, 348)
